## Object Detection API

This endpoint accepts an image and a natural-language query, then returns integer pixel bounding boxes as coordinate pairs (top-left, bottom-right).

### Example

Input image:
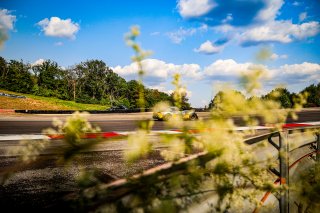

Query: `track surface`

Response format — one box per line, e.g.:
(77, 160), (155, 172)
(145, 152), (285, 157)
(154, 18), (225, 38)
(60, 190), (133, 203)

(1, 109), (320, 134)
(0, 109), (319, 211)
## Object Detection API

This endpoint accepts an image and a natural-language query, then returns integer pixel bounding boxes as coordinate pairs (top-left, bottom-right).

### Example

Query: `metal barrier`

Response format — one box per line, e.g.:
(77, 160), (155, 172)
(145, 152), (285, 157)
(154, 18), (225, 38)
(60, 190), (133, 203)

(247, 126), (320, 213)
(73, 125), (320, 212)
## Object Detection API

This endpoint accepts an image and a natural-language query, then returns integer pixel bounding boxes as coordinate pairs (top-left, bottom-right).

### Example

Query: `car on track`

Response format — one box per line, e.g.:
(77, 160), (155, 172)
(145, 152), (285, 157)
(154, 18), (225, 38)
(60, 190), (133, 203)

(153, 106), (198, 121)
(107, 105), (128, 111)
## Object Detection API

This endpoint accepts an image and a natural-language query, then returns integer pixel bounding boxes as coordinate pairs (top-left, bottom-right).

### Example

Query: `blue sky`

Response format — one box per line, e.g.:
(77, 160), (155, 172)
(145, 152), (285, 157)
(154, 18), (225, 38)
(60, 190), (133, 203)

(0, 0), (319, 107)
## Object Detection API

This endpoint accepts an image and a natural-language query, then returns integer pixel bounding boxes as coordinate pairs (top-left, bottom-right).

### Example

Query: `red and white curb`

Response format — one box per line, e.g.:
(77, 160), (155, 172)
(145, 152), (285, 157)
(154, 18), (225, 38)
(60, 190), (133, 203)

(0, 122), (319, 141)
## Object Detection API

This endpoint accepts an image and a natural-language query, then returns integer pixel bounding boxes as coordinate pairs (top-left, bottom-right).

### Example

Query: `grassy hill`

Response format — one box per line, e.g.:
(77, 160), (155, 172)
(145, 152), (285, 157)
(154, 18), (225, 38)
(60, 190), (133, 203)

(0, 89), (107, 110)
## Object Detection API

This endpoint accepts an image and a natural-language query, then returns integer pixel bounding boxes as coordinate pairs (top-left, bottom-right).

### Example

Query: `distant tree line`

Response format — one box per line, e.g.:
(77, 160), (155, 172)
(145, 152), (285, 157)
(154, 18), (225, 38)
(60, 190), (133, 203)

(209, 85), (320, 109)
(0, 57), (191, 109)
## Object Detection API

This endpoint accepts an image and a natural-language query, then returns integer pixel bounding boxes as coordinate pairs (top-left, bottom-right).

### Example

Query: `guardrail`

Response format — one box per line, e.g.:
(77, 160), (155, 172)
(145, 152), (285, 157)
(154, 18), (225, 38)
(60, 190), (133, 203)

(14, 108), (153, 114)
(71, 125), (320, 212)
(14, 108), (209, 114)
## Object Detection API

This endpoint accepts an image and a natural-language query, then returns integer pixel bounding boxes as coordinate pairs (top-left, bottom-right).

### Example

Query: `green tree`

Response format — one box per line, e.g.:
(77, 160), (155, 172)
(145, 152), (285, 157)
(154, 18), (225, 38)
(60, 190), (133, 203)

(126, 80), (140, 108)
(262, 88), (293, 108)
(0, 57), (7, 83)
(72, 60), (108, 103)
(31, 60), (64, 97)
(209, 90), (245, 109)
(300, 83), (320, 107)
(2, 60), (33, 93)
(104, 68), (128, 105)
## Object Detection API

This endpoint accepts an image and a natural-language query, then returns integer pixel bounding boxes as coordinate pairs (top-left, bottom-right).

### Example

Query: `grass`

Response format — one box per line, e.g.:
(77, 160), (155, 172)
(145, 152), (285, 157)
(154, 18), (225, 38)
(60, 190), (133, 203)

(0, 89), (108, 110)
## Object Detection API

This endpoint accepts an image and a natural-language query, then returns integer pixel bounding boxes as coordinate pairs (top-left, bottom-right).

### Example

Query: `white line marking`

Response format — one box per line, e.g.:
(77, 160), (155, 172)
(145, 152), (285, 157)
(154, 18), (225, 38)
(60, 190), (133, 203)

(0, 134), (50, 141)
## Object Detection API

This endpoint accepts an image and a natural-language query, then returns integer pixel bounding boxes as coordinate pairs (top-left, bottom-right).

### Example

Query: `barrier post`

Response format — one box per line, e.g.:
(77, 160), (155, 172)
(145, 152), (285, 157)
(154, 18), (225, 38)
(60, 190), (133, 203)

(316, 133), (320, 162)
(279, 131), (289, 213)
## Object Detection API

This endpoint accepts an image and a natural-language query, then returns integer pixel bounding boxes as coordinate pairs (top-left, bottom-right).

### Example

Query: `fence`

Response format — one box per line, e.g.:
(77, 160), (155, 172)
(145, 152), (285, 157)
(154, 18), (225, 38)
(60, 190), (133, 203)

(71, 125), (320, 212)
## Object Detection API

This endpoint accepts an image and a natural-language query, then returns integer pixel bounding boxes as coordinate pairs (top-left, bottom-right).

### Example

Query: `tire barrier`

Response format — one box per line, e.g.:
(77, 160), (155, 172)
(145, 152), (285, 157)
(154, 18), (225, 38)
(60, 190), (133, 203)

(0, 92), (26, 99)
(14, 108), (153, 114)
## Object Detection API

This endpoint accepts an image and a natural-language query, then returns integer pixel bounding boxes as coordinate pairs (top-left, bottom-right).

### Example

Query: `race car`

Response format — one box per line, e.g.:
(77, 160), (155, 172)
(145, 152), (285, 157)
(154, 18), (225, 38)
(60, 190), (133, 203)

(153, 106), (198, 121)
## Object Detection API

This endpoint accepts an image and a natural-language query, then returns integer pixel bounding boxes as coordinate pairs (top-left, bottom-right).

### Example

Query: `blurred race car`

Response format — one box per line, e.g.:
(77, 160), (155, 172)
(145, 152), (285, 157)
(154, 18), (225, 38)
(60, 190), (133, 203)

(153, 106), (198, 121)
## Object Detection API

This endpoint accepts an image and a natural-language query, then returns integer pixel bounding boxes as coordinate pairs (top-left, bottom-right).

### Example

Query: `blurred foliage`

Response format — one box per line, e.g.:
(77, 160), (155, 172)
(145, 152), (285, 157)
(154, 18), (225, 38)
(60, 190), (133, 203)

(44, 112), (101, 163)
(1, 29), (319, 213)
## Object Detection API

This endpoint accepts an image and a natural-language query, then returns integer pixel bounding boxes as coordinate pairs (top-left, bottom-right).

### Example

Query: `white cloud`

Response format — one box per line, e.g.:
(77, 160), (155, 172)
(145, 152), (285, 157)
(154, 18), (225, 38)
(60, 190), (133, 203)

(32, 58), (45, 66)
(265, 62), (320, 86)
(214, 24), (235, 33)
(166, 27), (196, 44)
(178, 0), (318, 50)
(299, 12), (307, 22)
(37, 17), (80, 39)
(279, 62), (320, 75)
(204, 59), (254, 76)
(113, 58), (319, 107)
(114, 59), (319, 87)
(166, 25), (208, 44)
(270, 53), (288, 60)
(255, 0), (284, 23)
(178, 0), (216, 18)
(222, 14), (233, 24)
(203, 60), (320, 86)
(0, 9), (16, 47)
(239, 20), (320, 46)
(194, 40), (223, 54)
(112, 58), (202, 85)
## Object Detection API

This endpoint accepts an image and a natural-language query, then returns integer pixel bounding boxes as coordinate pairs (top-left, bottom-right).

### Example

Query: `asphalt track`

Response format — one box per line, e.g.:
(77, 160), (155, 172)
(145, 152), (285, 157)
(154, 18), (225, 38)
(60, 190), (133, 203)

(0, 108), (319, 211)
(1, 109), (320, 134)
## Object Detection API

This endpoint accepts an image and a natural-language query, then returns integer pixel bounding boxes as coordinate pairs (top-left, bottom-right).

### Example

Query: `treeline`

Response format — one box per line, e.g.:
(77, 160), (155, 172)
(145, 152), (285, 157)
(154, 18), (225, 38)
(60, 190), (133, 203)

(209, 85), (320, 109)
(0, 57), (191, 109)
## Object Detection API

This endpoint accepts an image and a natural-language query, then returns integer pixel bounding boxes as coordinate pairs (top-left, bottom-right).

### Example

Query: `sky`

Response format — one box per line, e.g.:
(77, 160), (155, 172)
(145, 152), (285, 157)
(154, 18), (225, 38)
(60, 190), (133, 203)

(0, 0), (319, 107)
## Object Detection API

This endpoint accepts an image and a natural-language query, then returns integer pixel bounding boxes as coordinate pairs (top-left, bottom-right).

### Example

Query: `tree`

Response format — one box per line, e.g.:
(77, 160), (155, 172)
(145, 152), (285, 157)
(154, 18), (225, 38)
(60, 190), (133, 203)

(262, 88), (293, 108)
(300, 83), (320, 107)
(0, 57), (7, 83)
(145, 88), (171, 108)
(127, 80), (140, 108)
(2, 60), (33, 93)
(72, 60), (108, 103)
(31, 60), (64, 97)
(104, 68), (128, 105)
(209, 90), (245, 109)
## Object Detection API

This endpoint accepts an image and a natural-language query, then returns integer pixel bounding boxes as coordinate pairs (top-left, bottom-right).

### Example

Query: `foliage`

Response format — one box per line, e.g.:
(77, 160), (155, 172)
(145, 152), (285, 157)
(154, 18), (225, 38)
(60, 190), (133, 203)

(0, 59), (33, 93)
(292, 162), (320, 212)
(0, 27), (318, 213)
(300, 83), (320, 107)
(0, 57), (179, 109)
(170, 73), (191, 110)
(262, 87), (293, 108)
(125, 26), (152, 111)
(45, 112), (101, 162)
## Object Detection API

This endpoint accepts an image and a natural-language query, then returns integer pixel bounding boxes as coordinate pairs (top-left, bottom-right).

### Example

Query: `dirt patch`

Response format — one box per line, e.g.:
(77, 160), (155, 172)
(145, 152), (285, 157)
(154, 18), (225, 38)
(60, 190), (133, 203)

(0, 96), (70, 110)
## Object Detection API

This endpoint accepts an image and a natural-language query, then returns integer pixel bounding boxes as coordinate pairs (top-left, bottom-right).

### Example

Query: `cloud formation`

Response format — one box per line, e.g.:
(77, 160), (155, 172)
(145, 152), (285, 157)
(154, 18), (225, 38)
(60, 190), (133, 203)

(0, 9), (16, 47)
(166, 27), (196, 44)
(178, 0), (216, 18)
(113, 58), (319, 93)
(32, 58), (45, 66)
(239, 20), (320, 46)
(194, 40), (224, 54)
(166, 25), (207, 44)
(37, 17), (80, 39)
(176, 0), (320, 52)
(270, 53), (288, 60)
(112, 58), (202, 85)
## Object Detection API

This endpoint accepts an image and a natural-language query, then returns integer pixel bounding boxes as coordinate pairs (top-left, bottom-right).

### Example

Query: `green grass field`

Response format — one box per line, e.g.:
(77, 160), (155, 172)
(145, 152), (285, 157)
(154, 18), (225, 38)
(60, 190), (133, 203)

(0, 89), (108, 110)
